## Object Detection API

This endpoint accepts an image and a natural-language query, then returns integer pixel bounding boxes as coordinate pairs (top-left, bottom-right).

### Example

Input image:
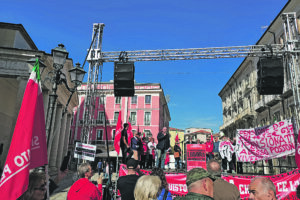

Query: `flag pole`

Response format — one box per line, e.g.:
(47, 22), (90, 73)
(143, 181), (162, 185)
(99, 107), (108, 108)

(115, 154), (119, 200)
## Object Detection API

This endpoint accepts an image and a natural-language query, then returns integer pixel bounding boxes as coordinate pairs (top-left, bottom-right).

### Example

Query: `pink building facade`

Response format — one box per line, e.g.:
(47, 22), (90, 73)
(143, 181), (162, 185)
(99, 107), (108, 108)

(69, 82), (171, 153)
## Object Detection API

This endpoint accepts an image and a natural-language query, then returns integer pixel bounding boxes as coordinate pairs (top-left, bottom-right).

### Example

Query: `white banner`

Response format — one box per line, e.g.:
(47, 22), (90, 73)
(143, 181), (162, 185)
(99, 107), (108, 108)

(74, 142), (96, 161)
(236, 119), (295, 162)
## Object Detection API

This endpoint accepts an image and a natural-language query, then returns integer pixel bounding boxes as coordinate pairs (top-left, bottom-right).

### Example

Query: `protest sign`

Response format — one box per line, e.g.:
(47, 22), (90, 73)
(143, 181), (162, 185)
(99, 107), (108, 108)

(236, 120), (295, 162)
(219, 140), (235, 162)
(186, 144), (206, 171)
(74, 142), (96, 161)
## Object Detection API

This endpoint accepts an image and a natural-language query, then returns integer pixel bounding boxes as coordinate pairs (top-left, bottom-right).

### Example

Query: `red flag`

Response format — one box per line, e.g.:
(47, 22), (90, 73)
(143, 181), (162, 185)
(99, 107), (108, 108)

(175, 132), (179, 142)
(127, 122), (133, 146)
(114, 111), (122, 155)
(295, 129), (300, 168)
(0, 59), (48, 200)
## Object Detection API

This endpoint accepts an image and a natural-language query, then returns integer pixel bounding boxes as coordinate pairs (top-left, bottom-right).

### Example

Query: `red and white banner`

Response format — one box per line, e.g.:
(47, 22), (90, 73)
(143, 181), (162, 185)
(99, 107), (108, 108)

(119, 165), (300, 199)
(236, 120), (295, 162)
(0, 60), (48, 200)
(223, 169), (300, 199)
(118, 164), (188, 196)
(186, 144), (206, 171)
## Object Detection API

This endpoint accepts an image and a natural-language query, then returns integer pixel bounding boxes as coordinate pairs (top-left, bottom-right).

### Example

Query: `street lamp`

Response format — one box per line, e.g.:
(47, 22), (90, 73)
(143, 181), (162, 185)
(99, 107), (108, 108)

(28, 44), (86, 148)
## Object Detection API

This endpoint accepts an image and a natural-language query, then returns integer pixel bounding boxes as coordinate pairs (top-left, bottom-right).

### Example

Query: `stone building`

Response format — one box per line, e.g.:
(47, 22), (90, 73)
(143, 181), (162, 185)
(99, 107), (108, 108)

(218, 0), (299, 174)
(0, 22), (79, 174)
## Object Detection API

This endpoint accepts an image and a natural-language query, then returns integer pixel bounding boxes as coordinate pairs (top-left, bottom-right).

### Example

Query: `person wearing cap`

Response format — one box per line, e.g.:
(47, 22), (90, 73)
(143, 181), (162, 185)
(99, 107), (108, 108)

(206, 159), (240, 200)
(117, 158), (142, 200)
(156, 127), (171, 169)
(174, 167), (215, 200)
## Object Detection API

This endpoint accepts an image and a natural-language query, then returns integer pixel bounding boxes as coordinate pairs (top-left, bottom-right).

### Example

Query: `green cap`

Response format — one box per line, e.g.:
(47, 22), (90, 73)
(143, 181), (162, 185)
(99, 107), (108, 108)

(186, 168), (216, 186)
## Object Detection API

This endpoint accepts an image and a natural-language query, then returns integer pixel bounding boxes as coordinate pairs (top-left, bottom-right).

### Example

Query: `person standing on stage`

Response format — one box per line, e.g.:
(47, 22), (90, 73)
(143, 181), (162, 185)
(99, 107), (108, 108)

(156, 127), (170, 169)
(174, 141), (182, 170)
(147, 137), (156, 169)
(205, 133), (214, 161)
(140, 137), (148, 169)
(131, 131), (142, 162)
(213, 135), (220, 161)
(120, 123), (130, 164)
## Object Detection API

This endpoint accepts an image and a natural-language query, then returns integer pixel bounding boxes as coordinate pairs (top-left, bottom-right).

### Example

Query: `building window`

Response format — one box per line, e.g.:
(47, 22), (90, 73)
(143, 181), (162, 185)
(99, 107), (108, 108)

(115, 96), (121, 104)
(112, 129), (116, 140)
(96, 129), (103, 140)
(144, 112), (151, 125)
(145, 95), (151, 104)
(99, 95), (105, 105)
(131, 95), (137, 104)
(130, 112), (137, 125)
(114, 112), (119, 124)
(97, 111), (105, 124)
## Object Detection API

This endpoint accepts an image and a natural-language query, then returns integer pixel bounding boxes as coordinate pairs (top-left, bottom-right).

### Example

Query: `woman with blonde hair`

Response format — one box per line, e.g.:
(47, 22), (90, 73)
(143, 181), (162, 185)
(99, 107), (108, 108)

(134, 175), (161, 200)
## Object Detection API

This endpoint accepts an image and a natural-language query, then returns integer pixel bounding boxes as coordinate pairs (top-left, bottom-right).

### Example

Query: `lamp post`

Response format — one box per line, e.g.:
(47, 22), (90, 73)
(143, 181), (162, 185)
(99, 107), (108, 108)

(28, 44), (86, 148)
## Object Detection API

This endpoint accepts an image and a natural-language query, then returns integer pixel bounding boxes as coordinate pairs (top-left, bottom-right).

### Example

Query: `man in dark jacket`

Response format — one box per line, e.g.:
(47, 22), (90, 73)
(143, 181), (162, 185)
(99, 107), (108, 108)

(156, 127), (170, 169)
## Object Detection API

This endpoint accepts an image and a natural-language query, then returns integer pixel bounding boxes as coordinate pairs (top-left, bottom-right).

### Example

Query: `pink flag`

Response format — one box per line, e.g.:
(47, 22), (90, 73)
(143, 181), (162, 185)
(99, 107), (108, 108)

(114, 111), (122, 154)
(295, 129), (300, 168)
(127, 122), (133, 146)
(0, 59), (48, 200)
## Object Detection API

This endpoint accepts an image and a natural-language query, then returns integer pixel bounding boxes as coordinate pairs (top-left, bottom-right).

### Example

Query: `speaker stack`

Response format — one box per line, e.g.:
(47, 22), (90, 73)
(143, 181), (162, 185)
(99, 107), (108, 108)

(114, 62), (135, 96)
(257, 57), (284, 95)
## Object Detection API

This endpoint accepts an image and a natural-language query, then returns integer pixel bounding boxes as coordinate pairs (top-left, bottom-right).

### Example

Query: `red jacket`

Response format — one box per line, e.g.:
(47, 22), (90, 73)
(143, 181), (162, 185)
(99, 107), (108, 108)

(67, 178), (102, 200)
(205, 134), (214, 153)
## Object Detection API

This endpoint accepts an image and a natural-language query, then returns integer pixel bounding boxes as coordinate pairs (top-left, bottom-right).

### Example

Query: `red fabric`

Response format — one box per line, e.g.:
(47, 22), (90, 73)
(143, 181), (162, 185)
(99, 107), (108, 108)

(127, 122), (133, 146)
(67, 178), (102, 200)
(142, 142), (148, 154)
(164, 152), (170, 164)
(0, 67), (48, 200)
(175, 133), (179, 142)
(205, 134), (214, 152)
(114, 111), (122, 154)
(295, 129), (300, 168)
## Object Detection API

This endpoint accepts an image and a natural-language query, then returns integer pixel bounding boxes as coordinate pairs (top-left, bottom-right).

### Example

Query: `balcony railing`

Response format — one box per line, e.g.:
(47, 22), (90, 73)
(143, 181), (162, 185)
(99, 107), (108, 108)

(254, 100), (266, 113)
(265, 95), (281, 107)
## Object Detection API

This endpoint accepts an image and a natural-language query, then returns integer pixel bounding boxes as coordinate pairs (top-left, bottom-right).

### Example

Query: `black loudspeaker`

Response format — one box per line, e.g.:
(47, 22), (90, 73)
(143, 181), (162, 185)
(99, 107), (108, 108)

(114, 62), (135, 96)
(257, 57), (284, 95)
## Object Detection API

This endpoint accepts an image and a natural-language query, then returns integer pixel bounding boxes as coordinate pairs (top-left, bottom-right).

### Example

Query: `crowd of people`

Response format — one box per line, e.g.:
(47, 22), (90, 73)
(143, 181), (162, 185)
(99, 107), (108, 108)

(19, 125), (300, 200)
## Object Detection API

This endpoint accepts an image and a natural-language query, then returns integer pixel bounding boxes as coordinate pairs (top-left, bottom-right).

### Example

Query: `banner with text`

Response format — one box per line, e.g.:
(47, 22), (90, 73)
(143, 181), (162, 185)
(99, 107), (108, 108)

(186, 144), (206, 171)
(236, 120), (295, 162)
(222, 169), (300, 199)
(74, 142), (96, 161)
(118, 164), (299, 198)
(118, 164), (188, 197)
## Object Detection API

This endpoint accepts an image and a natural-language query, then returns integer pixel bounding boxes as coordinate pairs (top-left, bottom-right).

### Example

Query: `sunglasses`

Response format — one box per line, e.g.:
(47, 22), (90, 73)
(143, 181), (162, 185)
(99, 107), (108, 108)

(34, 183), (46, 191)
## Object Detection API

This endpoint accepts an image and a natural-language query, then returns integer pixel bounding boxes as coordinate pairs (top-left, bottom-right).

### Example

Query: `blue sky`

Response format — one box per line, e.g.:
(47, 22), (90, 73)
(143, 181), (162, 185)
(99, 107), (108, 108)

(1, 0), (288, 132)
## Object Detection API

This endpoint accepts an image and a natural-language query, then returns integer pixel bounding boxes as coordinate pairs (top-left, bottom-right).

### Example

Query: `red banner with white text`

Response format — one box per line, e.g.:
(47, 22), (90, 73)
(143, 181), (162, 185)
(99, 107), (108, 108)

(119, 165), (299, 199)
(222, 169), (300, 199)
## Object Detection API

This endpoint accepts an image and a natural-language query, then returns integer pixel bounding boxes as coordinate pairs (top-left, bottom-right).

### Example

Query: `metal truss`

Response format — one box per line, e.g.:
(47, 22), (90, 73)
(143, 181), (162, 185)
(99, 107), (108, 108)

(81, 13), (300, 145)
(90, 44), (291, 62)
